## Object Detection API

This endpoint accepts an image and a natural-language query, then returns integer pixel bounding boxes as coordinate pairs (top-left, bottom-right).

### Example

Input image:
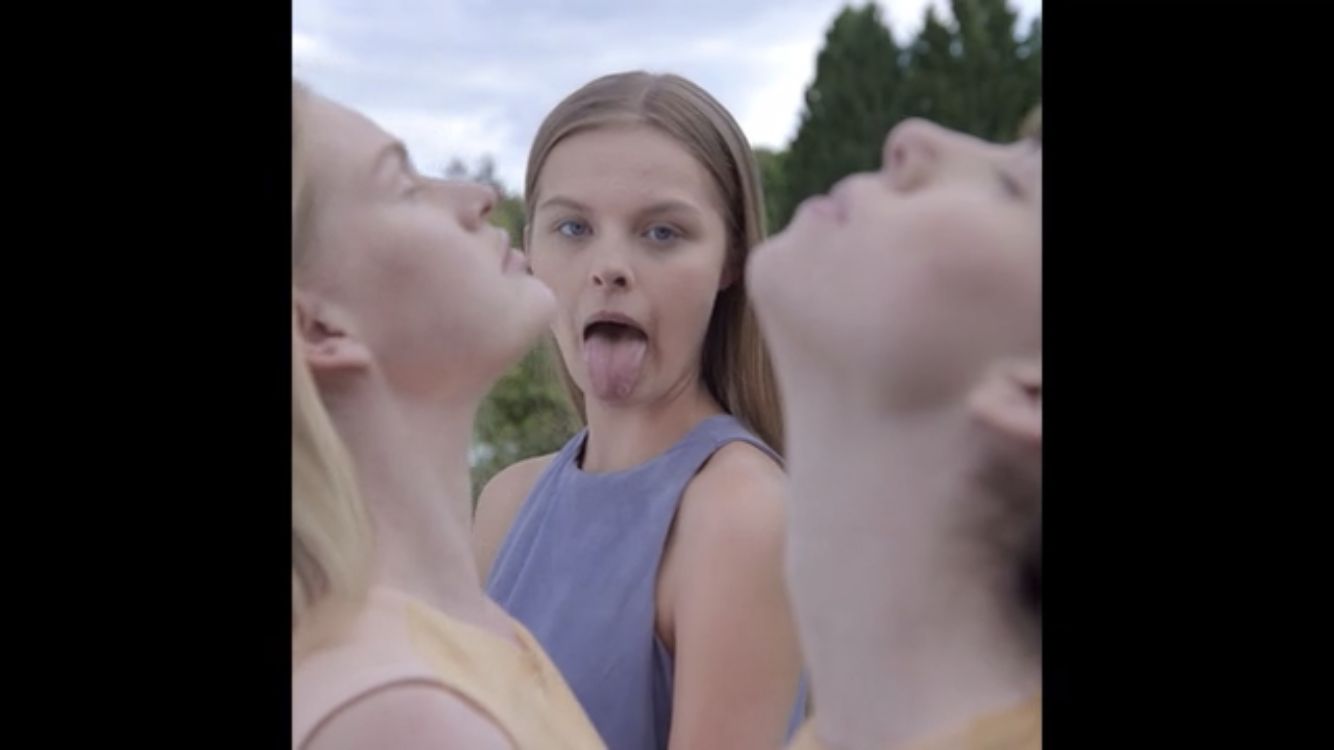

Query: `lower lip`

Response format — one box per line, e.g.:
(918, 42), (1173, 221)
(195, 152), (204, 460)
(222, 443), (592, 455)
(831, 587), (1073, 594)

(503, 247), (530, 275)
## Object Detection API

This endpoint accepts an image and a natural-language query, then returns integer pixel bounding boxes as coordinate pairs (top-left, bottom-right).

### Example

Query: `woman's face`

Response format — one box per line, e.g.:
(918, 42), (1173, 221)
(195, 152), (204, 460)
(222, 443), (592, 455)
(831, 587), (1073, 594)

(296, 93), (556, 397)
(528, 125), (732, 405)
(749, 118), (1041, 409)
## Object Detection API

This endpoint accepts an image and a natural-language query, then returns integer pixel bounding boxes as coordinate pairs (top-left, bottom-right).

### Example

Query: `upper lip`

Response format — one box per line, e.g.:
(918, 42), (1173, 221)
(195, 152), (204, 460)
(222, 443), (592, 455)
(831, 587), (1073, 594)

(582, 311), (646, 338)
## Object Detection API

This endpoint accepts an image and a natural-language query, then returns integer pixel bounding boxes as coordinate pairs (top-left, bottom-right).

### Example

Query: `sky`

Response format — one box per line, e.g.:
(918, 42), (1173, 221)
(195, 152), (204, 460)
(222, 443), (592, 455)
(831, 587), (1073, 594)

(293, 0), (1041, 192)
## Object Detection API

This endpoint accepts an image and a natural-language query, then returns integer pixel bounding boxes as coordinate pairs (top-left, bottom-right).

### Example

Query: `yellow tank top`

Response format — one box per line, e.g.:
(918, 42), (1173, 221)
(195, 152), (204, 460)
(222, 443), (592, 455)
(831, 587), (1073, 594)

(787, 695), (1040, 750)
(292, 587), (605, 749)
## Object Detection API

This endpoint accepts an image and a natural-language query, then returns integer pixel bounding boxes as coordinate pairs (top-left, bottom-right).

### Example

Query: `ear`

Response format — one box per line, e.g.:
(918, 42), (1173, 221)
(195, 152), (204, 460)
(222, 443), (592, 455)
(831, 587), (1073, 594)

(293, 292), (374, 375)
(967, 357), (1041, 446)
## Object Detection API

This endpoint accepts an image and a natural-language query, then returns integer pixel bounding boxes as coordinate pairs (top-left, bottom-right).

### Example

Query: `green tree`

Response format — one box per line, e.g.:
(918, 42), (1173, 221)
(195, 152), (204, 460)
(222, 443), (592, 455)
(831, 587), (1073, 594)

(490, 192), (526, 247)
(470, 342), (578, 500)
(901, 7), (963, 125)
(769, 1), (1041, 229)
(775, 3), (906, 229)
(1014, 15), (1042, 139)
(901, 0), (1041, 141)
(753, 147), (789, 233)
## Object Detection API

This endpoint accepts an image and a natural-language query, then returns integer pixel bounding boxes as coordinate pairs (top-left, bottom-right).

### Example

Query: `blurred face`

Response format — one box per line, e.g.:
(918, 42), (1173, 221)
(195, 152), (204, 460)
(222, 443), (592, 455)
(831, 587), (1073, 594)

(296, 93), (555, 396)
(529, 124), (731, 405)
(748, 118), (1041, 409)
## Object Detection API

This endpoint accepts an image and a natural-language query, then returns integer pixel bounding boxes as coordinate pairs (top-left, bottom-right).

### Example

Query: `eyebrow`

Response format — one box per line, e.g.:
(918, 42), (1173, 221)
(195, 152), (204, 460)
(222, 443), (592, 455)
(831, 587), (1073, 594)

(536, 195), (589, 213)
(535, 196), (703, 218)
(638, 200), (703, 218)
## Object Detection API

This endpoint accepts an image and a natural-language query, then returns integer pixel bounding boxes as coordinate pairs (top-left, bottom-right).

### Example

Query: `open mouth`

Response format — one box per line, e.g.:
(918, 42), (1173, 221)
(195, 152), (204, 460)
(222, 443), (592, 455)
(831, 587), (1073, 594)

(583, 318), (647, 343)
(582, 315), (648, 400)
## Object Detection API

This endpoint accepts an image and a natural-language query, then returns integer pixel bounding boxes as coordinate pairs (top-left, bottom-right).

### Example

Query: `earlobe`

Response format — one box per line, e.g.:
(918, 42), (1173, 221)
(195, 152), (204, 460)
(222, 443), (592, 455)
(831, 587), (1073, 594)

(294, 293), (373, 374)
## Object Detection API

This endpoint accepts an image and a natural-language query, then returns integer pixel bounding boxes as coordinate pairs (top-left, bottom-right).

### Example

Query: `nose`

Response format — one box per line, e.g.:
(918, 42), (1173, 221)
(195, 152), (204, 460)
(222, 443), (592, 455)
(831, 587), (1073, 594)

(590, 245), (633, 290)
(881, 118), (950, 191)
(442, 181), (497, 230)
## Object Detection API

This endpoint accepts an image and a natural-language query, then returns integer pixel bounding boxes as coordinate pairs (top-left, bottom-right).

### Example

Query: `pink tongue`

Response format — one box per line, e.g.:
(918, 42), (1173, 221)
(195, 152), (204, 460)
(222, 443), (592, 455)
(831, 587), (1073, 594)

(583, 331), (647, 400)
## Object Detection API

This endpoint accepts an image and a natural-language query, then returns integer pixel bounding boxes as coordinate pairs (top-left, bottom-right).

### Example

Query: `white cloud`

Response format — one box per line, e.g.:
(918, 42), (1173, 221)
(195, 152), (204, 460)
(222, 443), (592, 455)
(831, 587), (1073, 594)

(292, 0), (1043, 191)
(741, 37), (823, 149)
(364, 107), (513, 180)
(292, 29), (357, 74)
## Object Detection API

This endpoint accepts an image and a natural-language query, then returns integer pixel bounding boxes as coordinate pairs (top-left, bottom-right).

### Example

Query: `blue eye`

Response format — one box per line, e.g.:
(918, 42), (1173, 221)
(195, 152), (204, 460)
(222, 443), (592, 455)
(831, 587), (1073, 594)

(557, 219), (589, 238)
(645, 225), (680, 243)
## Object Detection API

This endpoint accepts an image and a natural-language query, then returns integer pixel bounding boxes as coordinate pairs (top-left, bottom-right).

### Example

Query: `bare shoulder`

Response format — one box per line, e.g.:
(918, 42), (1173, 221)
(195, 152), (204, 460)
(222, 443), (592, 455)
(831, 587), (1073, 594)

(472, 453), (557, 581)
(658, 442), (802, 748)
(304, 682), (512, 750)
(676, 441), (787, 545)
(663, 441), (788, 609)
(476, 453), (555, 515)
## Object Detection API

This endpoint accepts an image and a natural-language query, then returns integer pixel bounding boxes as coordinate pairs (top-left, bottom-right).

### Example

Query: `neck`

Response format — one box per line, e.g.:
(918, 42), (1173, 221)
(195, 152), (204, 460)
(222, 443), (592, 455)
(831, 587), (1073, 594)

(781, 380), (1039, 750)
(321, 374), (489, 618)
(580, 374), (722, 473)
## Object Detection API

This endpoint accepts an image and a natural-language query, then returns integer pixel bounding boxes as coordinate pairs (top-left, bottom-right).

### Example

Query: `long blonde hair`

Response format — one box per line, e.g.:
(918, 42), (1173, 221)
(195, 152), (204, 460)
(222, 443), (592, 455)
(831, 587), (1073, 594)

(525, 71), (784, 453)
(291, 81), (373, 655)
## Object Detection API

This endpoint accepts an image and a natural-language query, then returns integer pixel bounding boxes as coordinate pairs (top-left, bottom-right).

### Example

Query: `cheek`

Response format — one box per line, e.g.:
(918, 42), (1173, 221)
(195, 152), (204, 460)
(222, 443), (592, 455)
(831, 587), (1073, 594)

(865, 208), (1040, 392)
(394, 223), (475, 293)
(660, 259), (722, 301)
(323, 234), (423, 323)
(650, 261), (724, 348)
(377, 223), (490, 327)
(898, 203), (1036, 318)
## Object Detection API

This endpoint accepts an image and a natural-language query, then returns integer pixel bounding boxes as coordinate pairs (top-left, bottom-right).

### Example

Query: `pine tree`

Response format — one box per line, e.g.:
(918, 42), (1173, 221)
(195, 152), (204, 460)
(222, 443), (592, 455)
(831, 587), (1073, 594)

(775, 3), (905, 229)
(900, 0), (1040, 141)
(753, 147), (789, 233)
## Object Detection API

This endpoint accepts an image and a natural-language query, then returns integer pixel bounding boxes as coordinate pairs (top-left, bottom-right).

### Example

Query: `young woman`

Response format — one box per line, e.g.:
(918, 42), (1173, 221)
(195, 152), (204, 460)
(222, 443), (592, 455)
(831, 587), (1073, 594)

(749, 112), (1043, 750)
(291, 82), (604, 750)
(474, 72), (806, 749)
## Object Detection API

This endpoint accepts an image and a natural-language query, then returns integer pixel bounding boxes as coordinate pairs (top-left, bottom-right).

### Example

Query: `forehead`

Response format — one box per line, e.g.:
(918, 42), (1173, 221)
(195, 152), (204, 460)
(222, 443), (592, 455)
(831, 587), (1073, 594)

(302, 94), (396, 187)
(536, 124), (721, 212)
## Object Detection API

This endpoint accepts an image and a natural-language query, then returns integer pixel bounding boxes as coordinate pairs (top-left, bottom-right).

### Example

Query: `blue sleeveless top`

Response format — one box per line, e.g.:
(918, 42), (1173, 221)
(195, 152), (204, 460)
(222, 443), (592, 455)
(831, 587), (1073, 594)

(486, 414), (807, 749)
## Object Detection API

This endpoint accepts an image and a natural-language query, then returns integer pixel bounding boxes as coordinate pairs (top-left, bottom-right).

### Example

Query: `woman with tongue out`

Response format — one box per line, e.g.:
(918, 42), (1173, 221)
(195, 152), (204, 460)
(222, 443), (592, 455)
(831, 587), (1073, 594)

(473, 72), (806, 750)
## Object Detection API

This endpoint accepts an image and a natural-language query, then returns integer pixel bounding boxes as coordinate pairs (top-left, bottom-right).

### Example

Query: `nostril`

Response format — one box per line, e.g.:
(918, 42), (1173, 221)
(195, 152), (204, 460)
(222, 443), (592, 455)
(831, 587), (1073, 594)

(890, 143), (907, 172)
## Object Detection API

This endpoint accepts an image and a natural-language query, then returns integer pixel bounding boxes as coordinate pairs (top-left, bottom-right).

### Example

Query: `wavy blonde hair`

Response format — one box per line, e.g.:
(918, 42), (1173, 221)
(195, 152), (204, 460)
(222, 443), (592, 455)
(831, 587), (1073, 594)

(291, 81), (373, 656)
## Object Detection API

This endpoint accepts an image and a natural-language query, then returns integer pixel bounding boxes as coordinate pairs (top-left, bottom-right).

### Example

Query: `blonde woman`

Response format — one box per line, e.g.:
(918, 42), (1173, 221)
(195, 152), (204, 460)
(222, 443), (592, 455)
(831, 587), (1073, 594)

(291, 82), (604, 750)
(749, 112), (1043, 750)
